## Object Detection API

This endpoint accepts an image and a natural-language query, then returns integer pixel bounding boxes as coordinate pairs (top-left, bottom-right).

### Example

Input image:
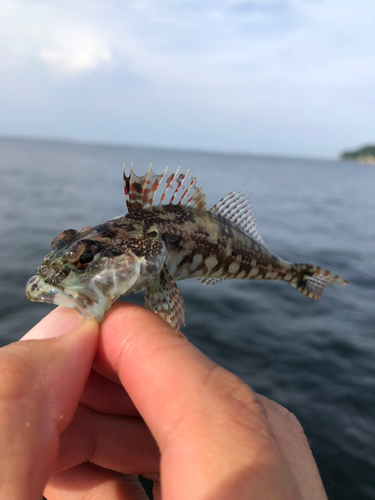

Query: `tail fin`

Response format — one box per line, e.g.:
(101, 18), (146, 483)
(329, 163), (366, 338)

(289, 264), (348, 300)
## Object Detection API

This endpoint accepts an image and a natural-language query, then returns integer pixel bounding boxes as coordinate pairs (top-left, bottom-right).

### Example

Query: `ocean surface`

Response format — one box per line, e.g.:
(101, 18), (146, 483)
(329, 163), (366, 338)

(1, 136), (374, 499)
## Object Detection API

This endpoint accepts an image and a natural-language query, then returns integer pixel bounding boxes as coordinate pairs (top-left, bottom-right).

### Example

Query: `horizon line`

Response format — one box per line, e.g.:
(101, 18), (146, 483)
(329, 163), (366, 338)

(0, 133), (343, 164)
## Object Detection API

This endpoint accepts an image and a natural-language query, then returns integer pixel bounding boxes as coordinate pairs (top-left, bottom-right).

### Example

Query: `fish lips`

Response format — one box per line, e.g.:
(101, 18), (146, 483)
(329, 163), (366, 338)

(25, 274), (111, 321)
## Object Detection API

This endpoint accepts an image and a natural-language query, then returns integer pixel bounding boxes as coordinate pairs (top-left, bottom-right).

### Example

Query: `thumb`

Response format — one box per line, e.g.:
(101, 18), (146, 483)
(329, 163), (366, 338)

(21, 306), (87, 340)
(0, 308), (99, 499)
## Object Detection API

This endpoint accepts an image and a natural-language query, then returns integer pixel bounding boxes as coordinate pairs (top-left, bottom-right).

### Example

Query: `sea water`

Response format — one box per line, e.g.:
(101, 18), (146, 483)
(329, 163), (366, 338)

(1, 136), (374, 499)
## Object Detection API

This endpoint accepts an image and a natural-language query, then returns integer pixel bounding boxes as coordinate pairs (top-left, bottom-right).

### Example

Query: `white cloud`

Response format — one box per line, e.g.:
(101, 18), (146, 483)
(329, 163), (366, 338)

(0, 0), (374, 156)
(38, 29), (113, 74)
(2, 0), (374, 85)
(0, 1), (115, 75)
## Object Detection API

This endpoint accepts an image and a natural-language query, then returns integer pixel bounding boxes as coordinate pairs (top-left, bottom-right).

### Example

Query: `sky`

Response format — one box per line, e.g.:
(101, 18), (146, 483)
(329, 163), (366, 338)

(0, 0), (374, 158)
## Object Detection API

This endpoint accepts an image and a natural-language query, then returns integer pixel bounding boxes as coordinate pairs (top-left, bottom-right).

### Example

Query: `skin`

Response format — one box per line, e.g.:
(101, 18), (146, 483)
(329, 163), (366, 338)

(0, 305), (328, 500)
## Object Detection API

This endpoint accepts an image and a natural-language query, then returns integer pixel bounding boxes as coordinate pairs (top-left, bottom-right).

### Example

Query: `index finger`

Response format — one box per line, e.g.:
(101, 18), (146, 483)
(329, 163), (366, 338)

(96, 303), (301, 500)
(97, 303), (260, 440)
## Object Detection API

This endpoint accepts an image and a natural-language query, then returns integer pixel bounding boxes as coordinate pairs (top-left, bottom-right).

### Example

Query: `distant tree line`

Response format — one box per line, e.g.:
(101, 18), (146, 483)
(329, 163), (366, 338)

(341, 145), (375, 164)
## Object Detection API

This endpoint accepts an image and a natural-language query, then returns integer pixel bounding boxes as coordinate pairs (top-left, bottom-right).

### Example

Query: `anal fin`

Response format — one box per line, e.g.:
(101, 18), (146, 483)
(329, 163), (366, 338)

(145, 268), (185, 330)
(197, 277), (228, 286)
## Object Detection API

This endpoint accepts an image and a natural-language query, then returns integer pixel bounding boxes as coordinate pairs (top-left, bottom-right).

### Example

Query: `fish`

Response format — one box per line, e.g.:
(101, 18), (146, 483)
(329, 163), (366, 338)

(26, 164), (348, 330)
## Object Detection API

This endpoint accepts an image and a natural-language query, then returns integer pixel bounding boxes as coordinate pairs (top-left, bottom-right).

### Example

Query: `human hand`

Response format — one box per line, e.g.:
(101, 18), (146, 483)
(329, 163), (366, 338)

(0, 304), (328, 500)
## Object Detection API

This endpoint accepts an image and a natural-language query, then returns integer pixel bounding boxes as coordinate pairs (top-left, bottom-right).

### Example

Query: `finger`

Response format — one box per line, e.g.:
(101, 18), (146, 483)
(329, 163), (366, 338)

(81, 368), (139, 416)
(0, 312), (99, 500)
(257, 395), (327, 500)
(21, 306), (87, 340)
(54, 403), (159, 475)
(45, 463), (150, 500)
(96, 303), (302, 500)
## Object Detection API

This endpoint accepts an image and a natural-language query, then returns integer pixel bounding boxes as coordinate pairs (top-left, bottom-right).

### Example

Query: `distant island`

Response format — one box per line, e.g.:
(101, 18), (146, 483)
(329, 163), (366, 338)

(340, 145), (375, 164)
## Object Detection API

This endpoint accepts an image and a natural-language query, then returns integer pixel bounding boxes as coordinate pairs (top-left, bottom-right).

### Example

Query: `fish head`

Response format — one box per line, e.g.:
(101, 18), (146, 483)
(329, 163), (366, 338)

(25, 218), (166, 322)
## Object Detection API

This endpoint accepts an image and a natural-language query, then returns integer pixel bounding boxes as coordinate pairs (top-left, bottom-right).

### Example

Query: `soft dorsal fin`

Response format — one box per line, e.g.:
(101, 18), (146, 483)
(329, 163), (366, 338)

(210, 191), (266, 247)
(123, 163), (207, 211)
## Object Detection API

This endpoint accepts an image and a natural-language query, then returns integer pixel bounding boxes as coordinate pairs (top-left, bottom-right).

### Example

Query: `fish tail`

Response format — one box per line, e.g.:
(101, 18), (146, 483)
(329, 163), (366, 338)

(289, 264), (348, 299)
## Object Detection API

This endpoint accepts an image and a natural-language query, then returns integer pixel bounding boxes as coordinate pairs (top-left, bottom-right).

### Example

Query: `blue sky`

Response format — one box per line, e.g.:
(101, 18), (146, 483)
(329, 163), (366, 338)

(1, 0), (374, 158)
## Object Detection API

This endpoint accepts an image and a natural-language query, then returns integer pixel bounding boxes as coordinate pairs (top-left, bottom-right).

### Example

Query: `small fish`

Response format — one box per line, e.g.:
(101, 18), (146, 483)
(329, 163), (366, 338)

(26, 164), (348, 330)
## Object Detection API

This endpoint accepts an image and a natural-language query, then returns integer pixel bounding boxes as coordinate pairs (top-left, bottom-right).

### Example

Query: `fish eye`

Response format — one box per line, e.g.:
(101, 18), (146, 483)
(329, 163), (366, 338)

(78, 249), (95, 266)
(68, 239), (101, 269)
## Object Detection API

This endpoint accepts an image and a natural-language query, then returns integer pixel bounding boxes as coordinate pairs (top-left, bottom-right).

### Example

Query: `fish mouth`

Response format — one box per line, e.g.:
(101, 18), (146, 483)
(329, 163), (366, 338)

(25, 275), (112, 322)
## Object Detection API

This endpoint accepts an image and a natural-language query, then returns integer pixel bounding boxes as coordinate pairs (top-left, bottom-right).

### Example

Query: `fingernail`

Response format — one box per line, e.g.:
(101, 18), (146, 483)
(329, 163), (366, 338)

(21, 307), (86, 341)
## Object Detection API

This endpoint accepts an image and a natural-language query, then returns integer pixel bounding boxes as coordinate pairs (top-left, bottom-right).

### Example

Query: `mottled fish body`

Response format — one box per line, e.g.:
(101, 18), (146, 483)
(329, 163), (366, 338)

(26, 165), (348, 329)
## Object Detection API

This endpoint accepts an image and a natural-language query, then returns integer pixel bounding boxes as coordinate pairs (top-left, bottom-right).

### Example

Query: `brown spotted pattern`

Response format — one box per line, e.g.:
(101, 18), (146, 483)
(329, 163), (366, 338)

(130, 205), (289, 284)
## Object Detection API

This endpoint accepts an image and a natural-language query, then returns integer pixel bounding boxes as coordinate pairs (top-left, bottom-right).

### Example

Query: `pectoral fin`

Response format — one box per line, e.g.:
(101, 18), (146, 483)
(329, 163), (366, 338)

(145, 268), (185, 330)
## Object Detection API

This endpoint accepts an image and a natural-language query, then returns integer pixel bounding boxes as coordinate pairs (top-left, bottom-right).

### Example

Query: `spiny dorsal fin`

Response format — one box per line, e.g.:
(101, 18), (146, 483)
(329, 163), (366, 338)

(123, 163), (207, 211)
(210, 191), (266, 247)
(123, 162), (168, 211)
